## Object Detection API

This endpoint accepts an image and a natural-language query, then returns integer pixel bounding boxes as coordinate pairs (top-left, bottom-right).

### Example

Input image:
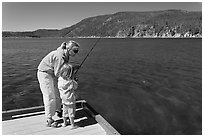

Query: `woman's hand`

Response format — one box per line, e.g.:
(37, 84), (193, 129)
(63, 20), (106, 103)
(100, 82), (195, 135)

(73, 64), (80, 70)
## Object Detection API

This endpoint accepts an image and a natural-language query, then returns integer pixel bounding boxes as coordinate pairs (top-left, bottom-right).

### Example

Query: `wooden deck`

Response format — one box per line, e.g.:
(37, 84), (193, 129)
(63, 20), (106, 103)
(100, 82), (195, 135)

(2, 100), (120, 135)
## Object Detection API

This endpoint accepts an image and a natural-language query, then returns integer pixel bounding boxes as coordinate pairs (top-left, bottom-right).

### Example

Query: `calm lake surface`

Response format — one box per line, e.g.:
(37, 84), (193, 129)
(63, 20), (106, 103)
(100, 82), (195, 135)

(2, 38), (202, 135)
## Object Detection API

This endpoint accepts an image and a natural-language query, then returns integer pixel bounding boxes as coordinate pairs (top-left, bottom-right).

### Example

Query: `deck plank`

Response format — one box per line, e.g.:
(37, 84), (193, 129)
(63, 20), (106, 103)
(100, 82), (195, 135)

(2, 109), (107, 135)
(2, 115), (45, 134)
(33, 124), (104, 135)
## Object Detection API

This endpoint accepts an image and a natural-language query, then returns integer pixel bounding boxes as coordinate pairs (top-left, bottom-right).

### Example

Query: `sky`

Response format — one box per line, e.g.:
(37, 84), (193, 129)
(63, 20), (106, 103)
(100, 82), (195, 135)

(2, 1), (202, 32)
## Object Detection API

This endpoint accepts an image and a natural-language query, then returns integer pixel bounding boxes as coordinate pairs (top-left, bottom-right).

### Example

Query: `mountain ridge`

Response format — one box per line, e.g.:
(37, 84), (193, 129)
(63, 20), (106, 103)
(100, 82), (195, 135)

(3, 9), (202, 38)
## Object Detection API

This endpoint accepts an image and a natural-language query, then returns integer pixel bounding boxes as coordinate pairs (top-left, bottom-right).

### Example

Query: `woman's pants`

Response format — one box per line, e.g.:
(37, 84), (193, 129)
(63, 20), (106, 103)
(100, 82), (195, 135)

(37, 70), (62, 119)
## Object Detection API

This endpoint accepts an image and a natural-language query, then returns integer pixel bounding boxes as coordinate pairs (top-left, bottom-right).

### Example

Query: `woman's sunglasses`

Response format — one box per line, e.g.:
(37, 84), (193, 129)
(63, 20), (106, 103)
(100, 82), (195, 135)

(72, 48), (78, 54)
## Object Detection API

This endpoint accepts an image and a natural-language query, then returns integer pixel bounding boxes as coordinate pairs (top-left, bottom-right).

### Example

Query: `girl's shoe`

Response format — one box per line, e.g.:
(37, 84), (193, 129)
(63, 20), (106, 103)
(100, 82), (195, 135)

(62, 117), (70, 127)
(70, 124), (79, 130)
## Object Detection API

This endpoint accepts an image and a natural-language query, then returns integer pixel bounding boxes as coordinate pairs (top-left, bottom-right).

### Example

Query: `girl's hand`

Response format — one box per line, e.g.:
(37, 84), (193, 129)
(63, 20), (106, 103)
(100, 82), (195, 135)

(74, 77), (78, 82)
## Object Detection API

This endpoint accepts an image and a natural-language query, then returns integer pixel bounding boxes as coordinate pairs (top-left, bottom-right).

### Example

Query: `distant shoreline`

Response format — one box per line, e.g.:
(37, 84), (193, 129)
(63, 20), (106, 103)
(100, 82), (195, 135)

(2, 36), (202, 39)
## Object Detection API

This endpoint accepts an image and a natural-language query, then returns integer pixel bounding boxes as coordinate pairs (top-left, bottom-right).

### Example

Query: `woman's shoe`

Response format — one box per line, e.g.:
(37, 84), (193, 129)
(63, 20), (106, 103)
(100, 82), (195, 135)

(56, 110), (62, 118)
(62, 122), (69, 127)
(46, 119), (61, 128)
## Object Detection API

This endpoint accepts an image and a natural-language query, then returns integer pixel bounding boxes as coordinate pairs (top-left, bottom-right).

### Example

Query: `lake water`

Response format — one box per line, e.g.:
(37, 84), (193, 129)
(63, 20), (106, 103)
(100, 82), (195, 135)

(2, 38), (202, 135)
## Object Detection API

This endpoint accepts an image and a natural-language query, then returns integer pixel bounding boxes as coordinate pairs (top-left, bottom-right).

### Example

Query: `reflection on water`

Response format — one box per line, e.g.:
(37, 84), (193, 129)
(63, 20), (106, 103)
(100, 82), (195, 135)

(2, 38), (202, 135)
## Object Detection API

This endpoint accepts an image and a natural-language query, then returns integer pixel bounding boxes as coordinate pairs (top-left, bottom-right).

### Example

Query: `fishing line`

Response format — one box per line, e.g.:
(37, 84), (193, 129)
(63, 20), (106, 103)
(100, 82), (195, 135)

(74, 38), (101, 74)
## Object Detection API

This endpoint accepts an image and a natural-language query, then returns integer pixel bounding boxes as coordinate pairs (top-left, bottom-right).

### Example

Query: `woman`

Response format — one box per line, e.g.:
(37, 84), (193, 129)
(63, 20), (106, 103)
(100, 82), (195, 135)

(37, 40), (80, 127)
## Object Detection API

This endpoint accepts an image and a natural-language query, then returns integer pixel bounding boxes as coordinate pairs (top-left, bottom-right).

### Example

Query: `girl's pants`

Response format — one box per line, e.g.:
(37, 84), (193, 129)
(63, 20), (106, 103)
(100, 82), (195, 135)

(63, 103), (76, 118)
(37, 70), (62, 119)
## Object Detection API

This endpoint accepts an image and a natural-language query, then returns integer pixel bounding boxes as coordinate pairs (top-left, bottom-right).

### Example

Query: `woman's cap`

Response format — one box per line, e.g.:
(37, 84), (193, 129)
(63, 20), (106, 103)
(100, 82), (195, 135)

(58, 40), (80, 50)
(68, 40), (80, 48)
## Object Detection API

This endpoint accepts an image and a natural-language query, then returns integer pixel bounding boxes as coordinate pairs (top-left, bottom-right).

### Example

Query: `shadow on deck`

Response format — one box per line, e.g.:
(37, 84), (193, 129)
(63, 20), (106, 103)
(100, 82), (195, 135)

(55, 108), (97, 128)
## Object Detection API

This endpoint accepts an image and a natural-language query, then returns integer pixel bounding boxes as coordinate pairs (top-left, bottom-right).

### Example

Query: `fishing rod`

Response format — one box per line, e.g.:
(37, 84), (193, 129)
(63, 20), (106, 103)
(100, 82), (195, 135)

(74, 38), (101, 75)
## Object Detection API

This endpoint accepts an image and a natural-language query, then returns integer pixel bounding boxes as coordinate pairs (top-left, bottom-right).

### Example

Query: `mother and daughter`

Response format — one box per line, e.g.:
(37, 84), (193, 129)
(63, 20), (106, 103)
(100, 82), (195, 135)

(37, 40), (80, 129)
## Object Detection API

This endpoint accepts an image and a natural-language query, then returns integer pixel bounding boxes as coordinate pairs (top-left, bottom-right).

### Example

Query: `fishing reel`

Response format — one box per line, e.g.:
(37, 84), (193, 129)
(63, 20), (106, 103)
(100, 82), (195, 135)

(71, 73), (78, 82)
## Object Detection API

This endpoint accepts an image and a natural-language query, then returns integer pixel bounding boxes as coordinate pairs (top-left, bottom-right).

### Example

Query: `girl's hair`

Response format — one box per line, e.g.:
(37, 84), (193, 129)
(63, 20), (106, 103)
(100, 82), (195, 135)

(59, 64), (73, 79)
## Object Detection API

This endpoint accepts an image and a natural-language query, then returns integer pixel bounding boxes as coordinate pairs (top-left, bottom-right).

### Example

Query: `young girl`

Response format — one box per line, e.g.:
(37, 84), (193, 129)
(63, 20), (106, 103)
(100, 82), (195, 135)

(58, 63), (79, 129)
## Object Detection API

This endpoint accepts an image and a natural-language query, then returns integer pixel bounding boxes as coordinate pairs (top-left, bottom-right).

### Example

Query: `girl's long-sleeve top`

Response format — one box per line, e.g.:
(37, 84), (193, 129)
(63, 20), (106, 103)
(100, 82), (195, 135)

(38, 48), (69, 77)
(58, 77), (78, 105)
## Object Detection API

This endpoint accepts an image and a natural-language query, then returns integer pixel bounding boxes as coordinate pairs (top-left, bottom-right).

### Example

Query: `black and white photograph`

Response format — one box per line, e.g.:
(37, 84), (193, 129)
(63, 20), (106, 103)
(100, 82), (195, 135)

(2, 1), (202, 135)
